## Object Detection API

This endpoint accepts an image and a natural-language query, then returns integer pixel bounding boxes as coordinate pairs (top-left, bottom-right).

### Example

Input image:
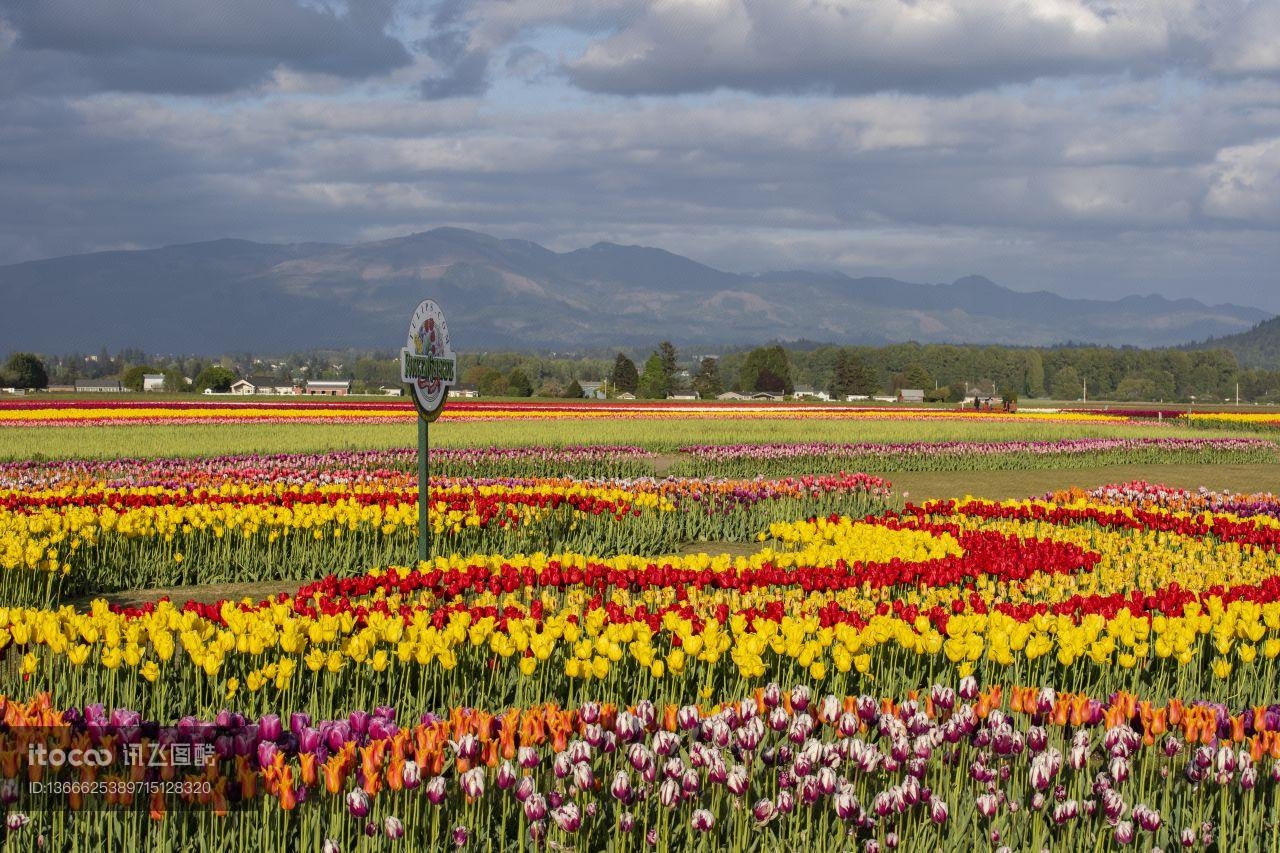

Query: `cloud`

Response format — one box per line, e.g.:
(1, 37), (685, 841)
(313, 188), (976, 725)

(1211, 0), (1280, 76)
(1205, 137), (1280, 222)
(0, 0), (410, 94)
(0, 0), (1278, 314)
(560, 0), (1214, 95)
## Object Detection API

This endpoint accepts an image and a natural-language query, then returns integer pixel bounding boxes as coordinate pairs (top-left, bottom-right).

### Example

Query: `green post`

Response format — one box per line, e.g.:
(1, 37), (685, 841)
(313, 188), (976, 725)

(418, 417), (430, 562)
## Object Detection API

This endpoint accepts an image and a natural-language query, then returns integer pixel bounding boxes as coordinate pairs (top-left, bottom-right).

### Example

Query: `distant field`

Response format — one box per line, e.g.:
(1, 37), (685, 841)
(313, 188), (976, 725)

(0, 414), (1256, 459)
(886, 462), (1280, 500)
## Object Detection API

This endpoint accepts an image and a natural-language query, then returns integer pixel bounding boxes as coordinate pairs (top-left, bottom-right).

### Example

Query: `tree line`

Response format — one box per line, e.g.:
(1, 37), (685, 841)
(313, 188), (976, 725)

(5, 341), (1280, 403)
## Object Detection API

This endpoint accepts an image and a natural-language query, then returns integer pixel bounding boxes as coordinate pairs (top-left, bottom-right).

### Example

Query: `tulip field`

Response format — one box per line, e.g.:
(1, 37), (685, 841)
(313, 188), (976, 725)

(3, 400), (1280, 850)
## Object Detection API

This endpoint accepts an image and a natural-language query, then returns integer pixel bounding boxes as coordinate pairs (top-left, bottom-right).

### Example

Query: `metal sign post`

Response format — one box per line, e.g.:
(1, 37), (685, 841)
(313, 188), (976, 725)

(399, 299), (456, 563)
(418, 418), (429, 561)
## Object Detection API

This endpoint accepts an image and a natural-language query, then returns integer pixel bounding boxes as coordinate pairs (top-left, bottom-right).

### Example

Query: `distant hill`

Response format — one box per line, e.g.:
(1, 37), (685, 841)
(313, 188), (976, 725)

(0, 227), (1269, 352)
(1193, 317), (1280, 368)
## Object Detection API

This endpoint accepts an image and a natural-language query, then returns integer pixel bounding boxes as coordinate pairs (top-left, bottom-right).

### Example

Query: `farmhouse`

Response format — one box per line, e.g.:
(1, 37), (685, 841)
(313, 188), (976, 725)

(142, 373), (166, 392)
(452, 385), (479, 398)
(667, 393), (698, 401)
(897, 389), (926, 403)
(716, 392), (747, 401)
(74, 379), (123, 392)
(305, 380), (350, 396)
(579, 381), (606, 400)
(616, 392), (636, 400)
(748, 391), (783, 401)
(792, 386), (830, 401)
(231, 376), (298, 395)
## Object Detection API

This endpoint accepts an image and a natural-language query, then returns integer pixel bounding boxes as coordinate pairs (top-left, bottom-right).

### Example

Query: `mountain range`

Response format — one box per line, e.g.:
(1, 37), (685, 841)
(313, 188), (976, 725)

(1193, 316), (1280, 368)
(0, 227), (1269, 353)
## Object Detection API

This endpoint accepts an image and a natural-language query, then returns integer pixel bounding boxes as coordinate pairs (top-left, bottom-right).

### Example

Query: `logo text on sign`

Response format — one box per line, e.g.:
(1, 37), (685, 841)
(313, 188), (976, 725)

(400, 299), (456, 421)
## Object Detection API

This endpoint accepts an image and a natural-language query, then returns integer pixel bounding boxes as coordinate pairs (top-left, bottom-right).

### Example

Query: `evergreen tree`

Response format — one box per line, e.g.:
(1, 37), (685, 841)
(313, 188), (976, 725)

(609, 353), (639, 395)
(692, 357), (723, 399)
(830, 349), (877, 398)
(903, 363), (931, 390)
(638, 354), (667, 399)
(507, 369), (533, 397)
(1024, 350), (1046, 397)
(563, 380), (584, 399)
(658, 341), (679, 394)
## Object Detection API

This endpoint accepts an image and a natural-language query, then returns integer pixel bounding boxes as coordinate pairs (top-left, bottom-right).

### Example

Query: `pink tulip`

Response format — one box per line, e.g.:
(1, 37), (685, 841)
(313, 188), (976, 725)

(690, 809), (714, 832)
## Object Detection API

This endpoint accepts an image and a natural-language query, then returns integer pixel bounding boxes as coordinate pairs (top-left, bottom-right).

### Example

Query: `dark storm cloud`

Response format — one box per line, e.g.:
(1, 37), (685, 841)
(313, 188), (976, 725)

(0, 0), (1278, 311)
(0, 0), (411, 94)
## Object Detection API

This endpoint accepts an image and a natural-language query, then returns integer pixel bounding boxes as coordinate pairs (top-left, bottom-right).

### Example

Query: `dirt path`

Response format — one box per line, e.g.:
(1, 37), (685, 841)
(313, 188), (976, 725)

(65, 579), (314, 610)
(649, 453), (687, 475)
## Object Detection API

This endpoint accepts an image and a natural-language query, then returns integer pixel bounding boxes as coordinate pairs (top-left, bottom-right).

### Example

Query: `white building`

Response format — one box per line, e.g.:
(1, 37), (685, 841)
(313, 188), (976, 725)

(74, 379), (123, 392)
(792, 386), (830, 401)
(230, 376), (299, 395)
(142, 373), (166, 392)
(305, 380), (350, 396)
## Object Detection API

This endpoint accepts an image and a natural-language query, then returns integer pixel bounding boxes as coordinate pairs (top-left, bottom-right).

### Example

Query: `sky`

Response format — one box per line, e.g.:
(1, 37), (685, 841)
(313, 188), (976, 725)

(1, 0), (1279, 310)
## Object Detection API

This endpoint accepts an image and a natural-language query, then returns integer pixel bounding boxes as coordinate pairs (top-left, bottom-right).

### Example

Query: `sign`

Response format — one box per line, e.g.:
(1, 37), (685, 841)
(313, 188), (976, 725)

(400, 300), (456, 422)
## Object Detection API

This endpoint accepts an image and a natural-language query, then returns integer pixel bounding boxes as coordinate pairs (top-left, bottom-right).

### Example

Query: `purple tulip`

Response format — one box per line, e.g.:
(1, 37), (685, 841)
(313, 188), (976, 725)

(976, 793), (999, 819)
(524, 793), (548, 822)
(258, 714), (283, 742)
(402, 760), (421, 789)
(727, 765), (749, 796)
(460, 767), (485, 799)
(551, 803), (582, 833)
(496, 761), (516, 791)
(611, 771), (633, 802)
(289, 712), (311, 735)
(298, 727), (323, 755)
(690, 809), (714, 832)
(256, 740), (279, 769)
(346, 788), (370, 819)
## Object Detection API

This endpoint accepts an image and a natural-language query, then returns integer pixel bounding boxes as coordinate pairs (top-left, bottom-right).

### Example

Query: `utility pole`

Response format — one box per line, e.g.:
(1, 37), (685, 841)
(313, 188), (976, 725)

(1082, 377), (1087, 404)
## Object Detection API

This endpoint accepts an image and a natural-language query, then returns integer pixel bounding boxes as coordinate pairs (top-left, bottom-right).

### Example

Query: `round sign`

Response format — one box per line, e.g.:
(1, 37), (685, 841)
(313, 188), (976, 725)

(400, 299), (456, 422)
